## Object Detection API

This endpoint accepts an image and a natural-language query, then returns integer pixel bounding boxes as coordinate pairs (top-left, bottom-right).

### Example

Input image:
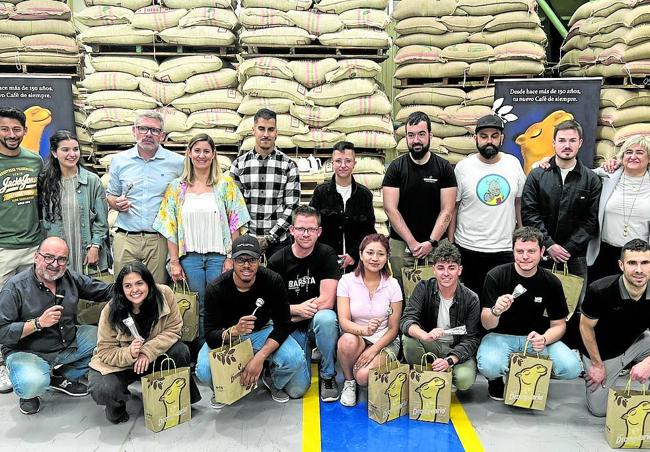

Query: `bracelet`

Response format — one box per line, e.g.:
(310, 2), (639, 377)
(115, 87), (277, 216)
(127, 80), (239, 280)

(170, 259), (180, 264)
(491, 306), (501, 317)
(542, 336), (547, 345)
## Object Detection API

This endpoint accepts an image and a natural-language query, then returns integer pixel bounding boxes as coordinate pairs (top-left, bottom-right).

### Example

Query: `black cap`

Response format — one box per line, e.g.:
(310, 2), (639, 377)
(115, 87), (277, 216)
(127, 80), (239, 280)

(232, 235), (261, 259)
(475, 114), (505, 133)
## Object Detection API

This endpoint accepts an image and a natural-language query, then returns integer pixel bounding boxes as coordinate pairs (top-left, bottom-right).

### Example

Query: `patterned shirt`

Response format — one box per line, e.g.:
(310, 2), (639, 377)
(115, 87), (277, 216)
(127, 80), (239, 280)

(230, 148), (300, 242)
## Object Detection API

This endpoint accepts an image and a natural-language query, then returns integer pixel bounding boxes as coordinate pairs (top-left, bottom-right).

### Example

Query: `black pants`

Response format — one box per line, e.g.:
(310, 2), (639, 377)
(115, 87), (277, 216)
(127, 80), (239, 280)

(88, 341), (201, 418)
(456, 245), (513, 296)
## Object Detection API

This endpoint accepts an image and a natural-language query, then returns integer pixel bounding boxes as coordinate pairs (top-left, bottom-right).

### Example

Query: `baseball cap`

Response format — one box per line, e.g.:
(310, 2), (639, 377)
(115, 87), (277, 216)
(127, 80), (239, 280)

(475, 114), (505, 133)
(232, 235), (261, 259)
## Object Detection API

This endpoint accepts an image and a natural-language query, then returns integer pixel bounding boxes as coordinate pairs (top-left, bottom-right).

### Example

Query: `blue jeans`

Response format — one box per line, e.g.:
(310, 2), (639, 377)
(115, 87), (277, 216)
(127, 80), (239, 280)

(180, 252), (226, 346)
(290, 309), (338, 380)
(196, 323), (310, 398)
(6, 325), (97, 399)
(477, 333), (582, 381)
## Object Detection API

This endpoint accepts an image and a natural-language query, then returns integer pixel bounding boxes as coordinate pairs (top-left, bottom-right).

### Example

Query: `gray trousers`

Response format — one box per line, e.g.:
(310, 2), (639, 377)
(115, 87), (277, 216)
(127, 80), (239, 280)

(583, 331), (650, 417)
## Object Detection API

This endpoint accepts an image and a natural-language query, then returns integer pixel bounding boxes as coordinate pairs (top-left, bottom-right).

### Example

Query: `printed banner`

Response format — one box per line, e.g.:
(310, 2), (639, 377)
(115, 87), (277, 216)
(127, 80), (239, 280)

(494, 77), (601, 174)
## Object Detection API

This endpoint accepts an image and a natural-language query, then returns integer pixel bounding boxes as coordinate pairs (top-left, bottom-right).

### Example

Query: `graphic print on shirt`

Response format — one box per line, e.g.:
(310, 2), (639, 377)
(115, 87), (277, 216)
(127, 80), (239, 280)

(287, 268), (317, 297)
(475, 174), (511, 206)
(0, 166), (38, 204)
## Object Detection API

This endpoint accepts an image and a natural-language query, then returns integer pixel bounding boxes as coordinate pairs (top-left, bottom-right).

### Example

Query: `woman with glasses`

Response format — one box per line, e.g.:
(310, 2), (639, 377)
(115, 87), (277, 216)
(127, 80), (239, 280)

(37, 130), (110, 273)
(154, 133), (250, 347)
(336, 233), (403, 407)
(88, 261), (201, 424)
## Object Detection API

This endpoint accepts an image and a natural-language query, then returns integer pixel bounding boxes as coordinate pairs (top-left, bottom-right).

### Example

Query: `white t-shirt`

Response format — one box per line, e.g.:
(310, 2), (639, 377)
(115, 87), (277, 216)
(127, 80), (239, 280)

(436, 295), (454, 343)
(336, 183), (353, 253)
(454, 153), (526, 252)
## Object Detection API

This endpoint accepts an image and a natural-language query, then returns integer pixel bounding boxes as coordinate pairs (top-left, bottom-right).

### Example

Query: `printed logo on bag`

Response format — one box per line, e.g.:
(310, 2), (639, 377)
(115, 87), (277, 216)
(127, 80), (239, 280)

(413, 377), (447, 422)
(383, 373), (407, 423)
(215, 348), (238, 366)
(507, 363), (548, 408)
(612, 397), (650, 448)
(157, 378), (187, 431)
(177, 297), (191, 317)
(403, 267), (423, 284)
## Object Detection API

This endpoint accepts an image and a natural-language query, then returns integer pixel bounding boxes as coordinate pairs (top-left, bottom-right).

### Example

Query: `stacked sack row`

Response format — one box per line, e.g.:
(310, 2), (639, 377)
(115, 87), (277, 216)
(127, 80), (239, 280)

(392, 0), (547, 83)
(80, 54), (242, 151)
(0, 0), (79, 67)
(76, 0), (237, 49)
(394, 86), (494, 165)
(237, 56), (395, 151)
(559, 0), (650, 79)
(239, 0), (391, 50)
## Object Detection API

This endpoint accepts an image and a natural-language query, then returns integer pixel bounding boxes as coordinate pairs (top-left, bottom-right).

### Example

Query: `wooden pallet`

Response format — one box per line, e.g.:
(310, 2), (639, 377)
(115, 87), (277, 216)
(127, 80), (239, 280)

(0, 62), (81, 76)
(395, 73), (540, 89)
(242, 44), (388, 61)
(88, 43), (238, 59)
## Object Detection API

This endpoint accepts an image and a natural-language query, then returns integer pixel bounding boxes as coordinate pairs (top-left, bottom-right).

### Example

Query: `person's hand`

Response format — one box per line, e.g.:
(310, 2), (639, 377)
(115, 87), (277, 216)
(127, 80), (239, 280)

(425, 327), (445, 341)
(114, 195), (132, 212)
(431, 357), (451, 372)
(586, 363), (606, 391)
(38, 305), (64, 328)
(233, 315), (256, 336)
(133, 353), (150, 374)
(84, 246), (100, 266)
(411, 241), (433, 259)
(222, 258), (233, 273)
(354, 347), (379, 370)
(630, 360), (650, 384)
(293, 299), (317, 320)
(366, 318), (382, 336)
(339, 254), (355, 269)
(547, 244), (571, 263)
(241, 355), (264, 389)
(531, 156), (552, 170)
(493, 294), (514, 316)
(129, 339), (143, 358)
(170, 261), (185, 282)
(601, 158), (620, 174)
(527, 331), (546, 352)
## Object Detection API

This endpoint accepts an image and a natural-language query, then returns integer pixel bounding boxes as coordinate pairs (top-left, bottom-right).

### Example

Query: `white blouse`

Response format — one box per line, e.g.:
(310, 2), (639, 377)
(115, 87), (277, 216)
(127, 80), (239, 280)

(602, 172), (650, 246)
(182, 192), (225, 254)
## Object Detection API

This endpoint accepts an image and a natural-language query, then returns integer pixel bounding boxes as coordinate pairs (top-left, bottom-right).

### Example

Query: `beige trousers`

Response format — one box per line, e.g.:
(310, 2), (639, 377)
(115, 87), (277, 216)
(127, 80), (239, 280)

(113, 232), (168, 284)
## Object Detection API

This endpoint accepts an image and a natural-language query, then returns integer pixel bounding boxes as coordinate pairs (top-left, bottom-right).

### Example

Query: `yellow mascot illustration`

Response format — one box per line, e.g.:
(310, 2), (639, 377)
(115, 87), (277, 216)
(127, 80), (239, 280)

(512, 364), (548, 409)
(515, 110), (574, 174)
(176, 298), (191, 318)
(22, 106), (52, 153)
(385, 373), (407, 422)
(620, 401), (650, 448)
(415, 376), (447, 422)
(158, 377), (187, 431)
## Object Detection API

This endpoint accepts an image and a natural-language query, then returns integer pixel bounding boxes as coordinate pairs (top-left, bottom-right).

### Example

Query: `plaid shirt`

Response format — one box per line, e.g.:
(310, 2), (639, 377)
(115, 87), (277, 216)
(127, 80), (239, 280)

(230, 148), (300, 242)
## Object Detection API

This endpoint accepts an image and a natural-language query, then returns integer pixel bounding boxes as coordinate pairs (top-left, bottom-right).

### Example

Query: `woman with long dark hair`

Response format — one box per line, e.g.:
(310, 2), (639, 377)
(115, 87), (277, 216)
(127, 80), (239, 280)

(37, 130), (109, 273)
(88, 262), (201, 424)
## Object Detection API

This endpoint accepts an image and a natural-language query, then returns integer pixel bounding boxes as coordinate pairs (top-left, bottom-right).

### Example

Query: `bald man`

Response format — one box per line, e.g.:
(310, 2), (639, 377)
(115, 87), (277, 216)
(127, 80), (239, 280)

(0, 237), (113, 415)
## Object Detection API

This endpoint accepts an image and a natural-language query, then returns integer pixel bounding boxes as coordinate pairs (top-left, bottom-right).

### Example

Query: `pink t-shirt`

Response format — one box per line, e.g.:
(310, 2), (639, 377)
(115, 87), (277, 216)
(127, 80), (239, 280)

(337, 272), (403, 343)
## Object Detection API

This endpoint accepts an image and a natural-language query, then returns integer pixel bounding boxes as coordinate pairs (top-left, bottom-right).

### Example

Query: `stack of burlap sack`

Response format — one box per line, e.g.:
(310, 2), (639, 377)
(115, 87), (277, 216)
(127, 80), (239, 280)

(81, 54), (242, 148)
(76, 0), (237, 49)
(239, 0), (391, 49)
(392, 0), (547, 82)
(237, 56), (396, 151)
(559, 0), (650, 80)
(0, 0), (80, 66)
(72, 84), (95, 161)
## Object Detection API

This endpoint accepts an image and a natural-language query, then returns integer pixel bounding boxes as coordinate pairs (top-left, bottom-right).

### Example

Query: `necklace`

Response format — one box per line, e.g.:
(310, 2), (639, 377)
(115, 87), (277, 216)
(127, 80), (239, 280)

(622, 171), (647, 237)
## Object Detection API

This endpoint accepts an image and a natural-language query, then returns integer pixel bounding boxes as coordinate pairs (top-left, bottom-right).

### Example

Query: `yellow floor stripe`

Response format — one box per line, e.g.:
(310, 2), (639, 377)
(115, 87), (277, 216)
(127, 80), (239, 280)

(302, 363), (321, 452)
(450, 393), (484, 452)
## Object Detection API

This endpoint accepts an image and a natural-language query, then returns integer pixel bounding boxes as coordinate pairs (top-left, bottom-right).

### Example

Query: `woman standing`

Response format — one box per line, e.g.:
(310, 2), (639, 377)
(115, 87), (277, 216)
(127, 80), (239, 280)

(588, 135), (650, 281)
(38, 130), (110, 273)
(154, 134), (250, 345)
(88, 262), (201, 424)
(336, 234), (403, 407)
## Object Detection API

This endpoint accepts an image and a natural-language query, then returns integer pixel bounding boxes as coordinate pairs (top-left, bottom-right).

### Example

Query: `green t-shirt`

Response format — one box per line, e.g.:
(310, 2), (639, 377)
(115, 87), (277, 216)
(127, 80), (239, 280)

(0, 147), (43, 249)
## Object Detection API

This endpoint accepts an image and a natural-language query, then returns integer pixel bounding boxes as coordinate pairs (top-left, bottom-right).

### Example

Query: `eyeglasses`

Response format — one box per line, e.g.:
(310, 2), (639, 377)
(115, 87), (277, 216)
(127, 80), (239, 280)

(135, 126), (163, 136)
(333, 158), (354, 166)
(234, 256), (259, 266)
(293, 227), (320, 235)
(38, 252), (68, 266)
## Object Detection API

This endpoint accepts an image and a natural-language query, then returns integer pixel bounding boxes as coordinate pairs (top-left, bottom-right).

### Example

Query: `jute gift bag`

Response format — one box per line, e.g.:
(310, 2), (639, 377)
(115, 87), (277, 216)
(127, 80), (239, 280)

(209, 327), (255, 405)
(368, 351), (409, 424)
(142, 354), (191, 433)
(77, 265), (114, 325)
(401, 259), (434, 300)
(504, 340), (553, 411)
(606, 380), (650, 448)
(172, 281), (199, 342)
(408, 352), (452, 423)
(551, 263), (584, 320)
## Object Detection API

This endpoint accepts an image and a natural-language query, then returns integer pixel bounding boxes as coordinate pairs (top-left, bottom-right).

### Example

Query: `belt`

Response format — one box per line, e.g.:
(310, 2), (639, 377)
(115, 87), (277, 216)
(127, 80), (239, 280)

(115, 228), (159, 235)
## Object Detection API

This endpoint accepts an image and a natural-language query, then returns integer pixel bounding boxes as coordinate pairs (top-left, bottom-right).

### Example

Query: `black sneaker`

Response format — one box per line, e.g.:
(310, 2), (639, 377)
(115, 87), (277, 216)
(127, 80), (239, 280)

(49, 374), (88, 397)
(320, 377), (339, 402)
(19, 397), (41, 415)
(105, 402), (129, 424)
(488, 378), (505, 401)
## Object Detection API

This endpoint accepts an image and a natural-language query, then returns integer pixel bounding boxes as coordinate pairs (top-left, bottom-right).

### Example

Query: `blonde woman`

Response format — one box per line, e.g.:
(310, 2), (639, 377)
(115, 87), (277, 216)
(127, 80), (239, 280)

(154, 134), (250, 346)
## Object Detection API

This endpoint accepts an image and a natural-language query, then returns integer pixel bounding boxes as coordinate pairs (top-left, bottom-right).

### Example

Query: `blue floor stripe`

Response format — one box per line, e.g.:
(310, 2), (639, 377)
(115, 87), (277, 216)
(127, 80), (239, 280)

(320, 400), (465, 452)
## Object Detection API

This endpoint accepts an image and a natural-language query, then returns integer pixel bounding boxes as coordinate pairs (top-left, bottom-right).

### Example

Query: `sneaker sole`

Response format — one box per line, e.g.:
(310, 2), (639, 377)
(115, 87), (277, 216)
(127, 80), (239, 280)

(0, 387), (13, 394)
(49, 386), (88, 397)
(19, 402), (40, 415)
(488, 395), (505, 402)
(340, 399), (356, 407)
(320, 394), (340, 403)
(261, 374), (289, 403)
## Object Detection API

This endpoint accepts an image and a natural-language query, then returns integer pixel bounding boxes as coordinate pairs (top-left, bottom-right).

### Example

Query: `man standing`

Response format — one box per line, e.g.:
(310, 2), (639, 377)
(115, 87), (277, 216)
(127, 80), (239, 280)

(268, 206), (340, 402)
(0, 107), (43, 393)
(106, 110), (183, 283)
(231, 108), (300, 258)
(451, 114), (527, 295)
(310, 141), (375, 272)
(580, 239), (650, 417)
(196, 235), (309, 405)
(0, 237), (113, 414)
(400, 241), (480, 392)
(477, 227), (582, 400)
(382, 111), (457, 292)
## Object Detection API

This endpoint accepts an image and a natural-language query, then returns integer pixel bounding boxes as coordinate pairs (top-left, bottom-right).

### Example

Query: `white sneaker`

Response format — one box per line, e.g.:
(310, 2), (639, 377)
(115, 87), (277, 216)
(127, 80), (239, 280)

(210, 395), (225, 409)
(0, 365), (12, 394)
(340, 380), (357, 407)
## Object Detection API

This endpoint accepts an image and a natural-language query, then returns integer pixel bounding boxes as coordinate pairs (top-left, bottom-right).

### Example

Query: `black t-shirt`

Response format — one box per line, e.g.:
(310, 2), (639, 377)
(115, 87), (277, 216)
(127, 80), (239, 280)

(204, 267), (291, 349)
(382, 153), (456, 242)
(267, 242), (340, 331)
(581, 275), (650, 361)
(481, 263), (569, 336)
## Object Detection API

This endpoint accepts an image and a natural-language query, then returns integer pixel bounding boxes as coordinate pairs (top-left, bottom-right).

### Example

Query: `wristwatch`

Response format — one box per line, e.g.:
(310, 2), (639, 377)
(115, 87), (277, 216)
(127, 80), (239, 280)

(33, 318), (43, 331)
(491, 306), (501, 317)
(445, 357), (455, 367)
(428, 239), (438, 248)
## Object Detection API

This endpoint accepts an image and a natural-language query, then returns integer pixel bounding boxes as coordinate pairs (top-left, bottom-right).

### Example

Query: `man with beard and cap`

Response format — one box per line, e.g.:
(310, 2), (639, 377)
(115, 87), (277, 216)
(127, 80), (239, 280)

(382, 111), (457, 296)
(449, 114), (526, 296)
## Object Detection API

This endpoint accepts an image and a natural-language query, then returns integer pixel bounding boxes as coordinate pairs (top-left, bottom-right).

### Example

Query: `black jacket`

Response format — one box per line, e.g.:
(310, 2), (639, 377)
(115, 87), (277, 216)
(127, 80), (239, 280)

(521, 159), (602, 256)
(310, 175), (376, 263)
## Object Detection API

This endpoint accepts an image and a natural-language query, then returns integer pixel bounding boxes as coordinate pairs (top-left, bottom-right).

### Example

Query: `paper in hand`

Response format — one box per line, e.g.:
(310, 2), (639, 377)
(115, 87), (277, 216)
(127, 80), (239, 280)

(123, 316), (144, 341)
(443, 325), (467, 335)
(512, 284), (527, 299)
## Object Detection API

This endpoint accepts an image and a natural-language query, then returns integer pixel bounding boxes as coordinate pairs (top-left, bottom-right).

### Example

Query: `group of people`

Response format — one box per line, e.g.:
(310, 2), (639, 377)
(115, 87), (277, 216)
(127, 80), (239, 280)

(0, 103), (649, 428)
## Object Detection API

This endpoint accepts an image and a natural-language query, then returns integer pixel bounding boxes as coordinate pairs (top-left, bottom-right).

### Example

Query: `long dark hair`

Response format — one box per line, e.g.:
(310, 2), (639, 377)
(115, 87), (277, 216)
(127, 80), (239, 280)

(38, 130), (83, 223)
(109, 261), (163, 337)
(354, 233), (391, 279)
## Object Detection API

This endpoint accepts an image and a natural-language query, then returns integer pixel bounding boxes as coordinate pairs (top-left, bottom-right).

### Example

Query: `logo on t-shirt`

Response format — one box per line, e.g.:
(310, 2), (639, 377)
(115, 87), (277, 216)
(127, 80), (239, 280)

(475, 174), (511, 206)
(288, 275), (316, 294)
(423, 177), (438, 183)
(534, 297), (542, 303)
